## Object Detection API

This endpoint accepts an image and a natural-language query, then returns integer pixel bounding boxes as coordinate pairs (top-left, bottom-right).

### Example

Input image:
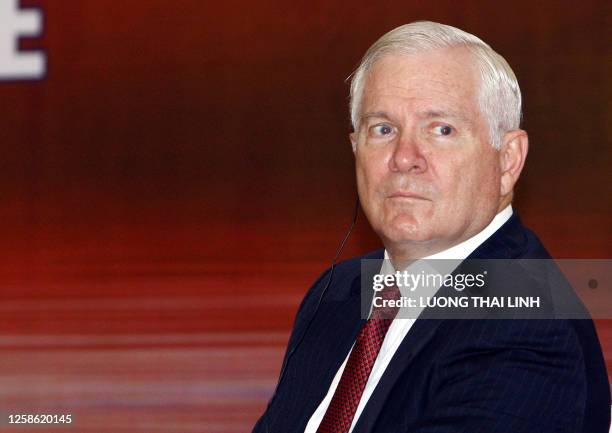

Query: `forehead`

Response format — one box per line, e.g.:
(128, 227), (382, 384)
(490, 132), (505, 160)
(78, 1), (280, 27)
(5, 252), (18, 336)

(360, 47), (481, 120)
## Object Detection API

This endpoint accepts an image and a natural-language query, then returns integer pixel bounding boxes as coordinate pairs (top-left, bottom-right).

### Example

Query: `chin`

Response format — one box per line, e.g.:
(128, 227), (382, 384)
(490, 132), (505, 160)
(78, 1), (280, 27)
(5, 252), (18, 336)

(379, 216), (433, 244)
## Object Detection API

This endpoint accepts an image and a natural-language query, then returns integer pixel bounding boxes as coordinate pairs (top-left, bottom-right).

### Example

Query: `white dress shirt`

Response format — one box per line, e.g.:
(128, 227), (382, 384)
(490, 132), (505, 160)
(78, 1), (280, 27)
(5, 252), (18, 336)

(304, 205), (513, 433)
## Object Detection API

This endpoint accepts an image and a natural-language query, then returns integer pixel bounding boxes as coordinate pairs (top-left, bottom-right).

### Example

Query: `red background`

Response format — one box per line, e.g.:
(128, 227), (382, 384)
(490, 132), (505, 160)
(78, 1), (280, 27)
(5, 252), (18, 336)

(1, 1), (610, 432)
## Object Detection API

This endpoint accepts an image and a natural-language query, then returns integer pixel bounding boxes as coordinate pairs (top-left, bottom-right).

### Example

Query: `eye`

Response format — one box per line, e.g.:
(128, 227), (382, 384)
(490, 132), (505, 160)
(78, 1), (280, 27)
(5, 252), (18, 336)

(370, 123), (394, 137)
(432, 124), (454, 136)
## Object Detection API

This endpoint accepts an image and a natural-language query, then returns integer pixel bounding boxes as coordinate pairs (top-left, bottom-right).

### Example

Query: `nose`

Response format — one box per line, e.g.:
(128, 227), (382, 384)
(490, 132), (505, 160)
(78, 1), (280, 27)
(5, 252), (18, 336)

(388, 131), (427, 173)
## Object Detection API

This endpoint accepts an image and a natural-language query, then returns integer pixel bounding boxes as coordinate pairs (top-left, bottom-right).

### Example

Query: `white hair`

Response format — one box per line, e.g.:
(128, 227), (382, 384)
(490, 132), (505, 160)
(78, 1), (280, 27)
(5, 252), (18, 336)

(349, 21), (522, 149)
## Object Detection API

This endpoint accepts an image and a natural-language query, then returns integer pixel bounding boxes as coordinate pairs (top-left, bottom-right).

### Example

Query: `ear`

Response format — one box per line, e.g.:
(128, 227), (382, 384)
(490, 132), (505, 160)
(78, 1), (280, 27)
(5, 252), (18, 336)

(350, 132), (358, 154)
(499, 129), (529, 197)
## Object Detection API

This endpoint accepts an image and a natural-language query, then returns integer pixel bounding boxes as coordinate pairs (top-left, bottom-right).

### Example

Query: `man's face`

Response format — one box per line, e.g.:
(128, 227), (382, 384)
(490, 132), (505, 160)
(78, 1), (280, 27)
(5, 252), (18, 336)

(351, 48), (503, 257)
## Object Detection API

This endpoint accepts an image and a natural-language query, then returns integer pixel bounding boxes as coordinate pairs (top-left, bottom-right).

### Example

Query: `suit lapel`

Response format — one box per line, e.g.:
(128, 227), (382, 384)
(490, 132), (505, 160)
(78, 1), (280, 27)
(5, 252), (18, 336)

(352, 317), (444, 433)
(284, 272), (367, 431)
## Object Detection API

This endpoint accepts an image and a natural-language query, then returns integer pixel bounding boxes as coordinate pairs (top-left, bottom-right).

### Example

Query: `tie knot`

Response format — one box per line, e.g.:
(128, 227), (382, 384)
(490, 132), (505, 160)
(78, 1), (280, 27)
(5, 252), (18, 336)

(371, 284), (401, 319)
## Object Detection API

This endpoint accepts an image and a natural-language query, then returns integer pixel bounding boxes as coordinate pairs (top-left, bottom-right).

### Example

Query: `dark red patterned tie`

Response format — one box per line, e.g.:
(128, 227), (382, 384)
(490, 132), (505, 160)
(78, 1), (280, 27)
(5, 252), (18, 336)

(317, 285), (401, 433)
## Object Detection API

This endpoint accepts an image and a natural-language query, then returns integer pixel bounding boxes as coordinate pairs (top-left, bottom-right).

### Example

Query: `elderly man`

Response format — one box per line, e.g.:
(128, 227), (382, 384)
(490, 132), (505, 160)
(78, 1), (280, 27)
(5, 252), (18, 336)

(253, 22), (610, 433)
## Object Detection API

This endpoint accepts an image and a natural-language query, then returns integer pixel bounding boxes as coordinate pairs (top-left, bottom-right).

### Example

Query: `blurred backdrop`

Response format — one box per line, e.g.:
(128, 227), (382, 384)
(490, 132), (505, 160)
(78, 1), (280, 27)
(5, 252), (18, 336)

(0, 0), (610, 432)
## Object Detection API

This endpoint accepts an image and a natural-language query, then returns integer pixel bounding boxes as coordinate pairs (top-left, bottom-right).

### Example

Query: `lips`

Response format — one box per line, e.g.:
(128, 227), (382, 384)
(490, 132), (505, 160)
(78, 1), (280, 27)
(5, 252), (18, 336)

(388, 191), (429, 200)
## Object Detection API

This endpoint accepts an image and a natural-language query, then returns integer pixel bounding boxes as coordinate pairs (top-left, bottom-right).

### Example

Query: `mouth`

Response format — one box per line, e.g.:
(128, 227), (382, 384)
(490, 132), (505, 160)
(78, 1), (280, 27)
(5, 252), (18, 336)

(387, 191), (429, 201)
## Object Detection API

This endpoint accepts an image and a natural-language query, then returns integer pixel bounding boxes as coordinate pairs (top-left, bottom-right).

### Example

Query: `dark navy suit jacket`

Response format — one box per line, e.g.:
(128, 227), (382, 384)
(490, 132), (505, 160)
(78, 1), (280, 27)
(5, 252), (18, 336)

(253, 214), (610, 432)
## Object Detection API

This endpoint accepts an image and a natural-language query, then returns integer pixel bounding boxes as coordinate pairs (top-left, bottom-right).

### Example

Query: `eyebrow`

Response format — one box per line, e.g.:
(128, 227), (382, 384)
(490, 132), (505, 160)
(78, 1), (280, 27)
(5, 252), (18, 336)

(359, 109), (473, 125)
(421, 110), (472, 124)
(360, 111), (391, 121)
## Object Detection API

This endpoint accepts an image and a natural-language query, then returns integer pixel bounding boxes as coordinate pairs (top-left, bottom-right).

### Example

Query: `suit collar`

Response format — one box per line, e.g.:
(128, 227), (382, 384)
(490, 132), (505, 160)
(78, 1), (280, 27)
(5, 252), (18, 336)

(468, 212), (529, 259)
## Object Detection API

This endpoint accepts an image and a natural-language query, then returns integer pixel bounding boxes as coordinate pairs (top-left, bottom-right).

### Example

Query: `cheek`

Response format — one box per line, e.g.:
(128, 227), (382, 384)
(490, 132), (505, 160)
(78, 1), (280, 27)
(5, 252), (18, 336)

(450, 156), (500, 206)
(355, 158), (372, 208)
(355, 152), (391, 225)
(432, 156), (466, 196)
(473, 153), (501, 193)
(434, 154), (493, 207)
(355, 159), (369, 194)
(356, 151), (386, 193)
